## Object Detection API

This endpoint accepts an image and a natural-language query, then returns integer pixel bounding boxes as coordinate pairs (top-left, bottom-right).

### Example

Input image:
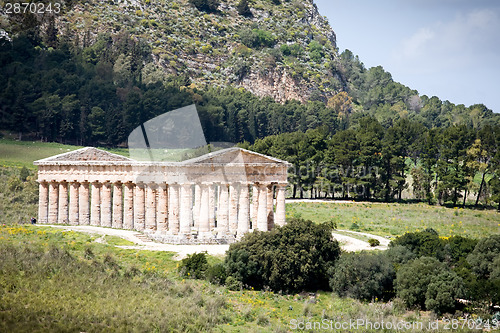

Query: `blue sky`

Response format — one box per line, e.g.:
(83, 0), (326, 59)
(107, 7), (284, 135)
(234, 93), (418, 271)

(315, 0), (500, 113)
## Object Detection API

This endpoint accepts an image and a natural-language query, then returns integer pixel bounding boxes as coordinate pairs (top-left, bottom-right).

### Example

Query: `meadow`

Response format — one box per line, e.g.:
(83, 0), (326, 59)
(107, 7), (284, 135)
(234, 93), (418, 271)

(287, 201), (499, 239)
(1, 138), (499, 331)
(1, 224), (487, 332)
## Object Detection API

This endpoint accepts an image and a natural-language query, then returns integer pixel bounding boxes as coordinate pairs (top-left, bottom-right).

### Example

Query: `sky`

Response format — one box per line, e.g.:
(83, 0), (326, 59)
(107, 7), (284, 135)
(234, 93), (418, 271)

(315, 0), (500, 113)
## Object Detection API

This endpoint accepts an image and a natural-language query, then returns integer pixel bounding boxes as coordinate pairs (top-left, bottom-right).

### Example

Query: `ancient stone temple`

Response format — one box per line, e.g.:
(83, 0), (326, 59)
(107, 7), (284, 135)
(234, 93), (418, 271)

(34, 147), (289, 243)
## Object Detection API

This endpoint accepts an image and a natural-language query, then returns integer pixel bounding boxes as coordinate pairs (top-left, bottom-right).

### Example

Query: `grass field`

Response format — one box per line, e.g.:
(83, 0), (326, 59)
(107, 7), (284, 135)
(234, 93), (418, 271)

(287, 201), (499, 239)
(1, 139), (499, 331)
(1, 224), (475, 332)
(0, 138), (131, 168)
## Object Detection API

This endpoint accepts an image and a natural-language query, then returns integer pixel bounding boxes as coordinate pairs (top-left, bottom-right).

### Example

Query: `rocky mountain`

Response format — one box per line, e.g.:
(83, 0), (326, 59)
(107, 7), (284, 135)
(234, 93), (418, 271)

(7, 0), (342, 103)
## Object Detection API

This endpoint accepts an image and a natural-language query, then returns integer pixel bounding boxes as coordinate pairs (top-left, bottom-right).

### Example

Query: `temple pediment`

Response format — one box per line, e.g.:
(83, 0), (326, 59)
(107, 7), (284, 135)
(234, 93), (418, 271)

(35, 147), (133, 163)
(185, 147), (289, 165)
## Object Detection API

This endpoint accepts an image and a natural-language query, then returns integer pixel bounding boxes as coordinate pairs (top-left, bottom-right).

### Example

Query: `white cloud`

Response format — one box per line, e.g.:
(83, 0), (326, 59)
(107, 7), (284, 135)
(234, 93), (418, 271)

(392, 8), (500, 72)
(399, 27), (435, 59)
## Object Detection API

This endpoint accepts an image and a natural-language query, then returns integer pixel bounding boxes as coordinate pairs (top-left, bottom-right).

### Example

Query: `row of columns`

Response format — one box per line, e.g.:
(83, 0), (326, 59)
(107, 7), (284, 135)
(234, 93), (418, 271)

(38, 180), (286, 239)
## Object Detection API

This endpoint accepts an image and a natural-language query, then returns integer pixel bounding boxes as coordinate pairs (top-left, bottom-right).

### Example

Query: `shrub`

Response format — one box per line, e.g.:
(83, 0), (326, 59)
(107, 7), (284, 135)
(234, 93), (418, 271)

(368, 238), (380, 247)
(386, 245), (416, 267)
(329, 252), (395, 301)
(444, 235), (478, 265)
(178, 252), (208, 279)
(206, 262), (227, 285)
(425, 270), (465, 315)
(396, 256), (451, 310)
(239, 29), (276, 49)
(189, 0), (219, 12)
(236, 0), (252, 17)
(225, 276), (242, 291)
(390, 228), (445, 260)
(19, 167), (30, 182)
(280, 44), (291, 56)
(308, 41), (324, 63)
(225, 218), (340, 293)
(467, 234), (500, 279)
(289, 43), (303, 57)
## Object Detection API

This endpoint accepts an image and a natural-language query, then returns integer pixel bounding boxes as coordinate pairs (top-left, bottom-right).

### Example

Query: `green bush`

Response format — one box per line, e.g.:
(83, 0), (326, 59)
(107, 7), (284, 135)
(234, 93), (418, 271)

(467, 234), (500, 279)
(206, 262), (227, 285)
(390, 228), (445, 260)
(239, 29), (276, 49)
(444, 235), (478, 265)
(308, 41), (324, 63)
(236, 0), (252, 17)
(329, 252), (395, 301)
(280, 44), (291, 56)
(224, 218), (340, 293)
(425, 270), (465, 315)
(178, 252), (208, 279)
(368, 238), (380, 247)
(225, 276), (242, 291)
(396, 256), (463, 313)
(386, 245), (417, 267)
(189, 0), (219, 12)
(289, 43), (303, 57)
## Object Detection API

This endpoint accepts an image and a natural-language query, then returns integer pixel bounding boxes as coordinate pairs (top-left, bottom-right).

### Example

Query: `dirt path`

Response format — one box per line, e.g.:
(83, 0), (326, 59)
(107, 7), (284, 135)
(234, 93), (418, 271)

(41, 225), (229, 259)
(331, 230), (390, 252)
(40, 225), (390, 258)
(286, 198), (387, 205)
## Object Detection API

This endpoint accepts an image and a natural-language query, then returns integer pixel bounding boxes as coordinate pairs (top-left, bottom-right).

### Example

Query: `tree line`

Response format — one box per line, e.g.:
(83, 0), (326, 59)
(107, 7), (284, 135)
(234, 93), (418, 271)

(244, 118), (500, 209)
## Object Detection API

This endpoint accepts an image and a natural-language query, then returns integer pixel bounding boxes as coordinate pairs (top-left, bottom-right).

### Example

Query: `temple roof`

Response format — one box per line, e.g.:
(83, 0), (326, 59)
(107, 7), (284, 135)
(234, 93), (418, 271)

(34, 146), (290, 167)
(34, 147), (133, 164)
(184, 147), (290, 165)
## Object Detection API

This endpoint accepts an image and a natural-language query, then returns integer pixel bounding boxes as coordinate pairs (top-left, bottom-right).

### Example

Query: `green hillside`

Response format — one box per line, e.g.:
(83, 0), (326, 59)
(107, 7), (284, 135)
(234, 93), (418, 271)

(0, 0), (498, 148)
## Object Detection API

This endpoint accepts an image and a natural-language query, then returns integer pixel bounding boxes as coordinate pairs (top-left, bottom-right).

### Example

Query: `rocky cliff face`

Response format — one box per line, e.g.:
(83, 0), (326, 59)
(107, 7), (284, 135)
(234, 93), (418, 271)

(1, 0), (345, 103)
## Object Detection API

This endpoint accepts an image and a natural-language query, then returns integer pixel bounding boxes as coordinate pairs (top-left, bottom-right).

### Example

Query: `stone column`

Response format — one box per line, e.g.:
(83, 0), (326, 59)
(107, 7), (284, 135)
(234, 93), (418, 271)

(79, 182), (90, 225)
(38, 181), (49, 224)
(252, 184), (259, 229)
(198, 184), (210, 238)
(229, 183), (239, 235)
(145, 183), (157, 232)
(90, 182), (101, 226)
(193, 184), (201, 229)
(168, 184), (180, 234)
(112, 182), (123, 229)
(208, 184), (216, 229)
(237, 184), (250, 238)
(134, 183), (145, 231)
(69, 182), (79, 225)
(179, 184), (193, 236)
(123, 182), (134, 229)
(101, 182), (112, 228)
(58, 181), (68, 224)
(48, 181), (59, 224)
(267, 184), (275, 230)
(217, 183), (229, 235)
(275, 184), (286, 226)
(257, 184), (268, 231)
(156, 184), (168, 234)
